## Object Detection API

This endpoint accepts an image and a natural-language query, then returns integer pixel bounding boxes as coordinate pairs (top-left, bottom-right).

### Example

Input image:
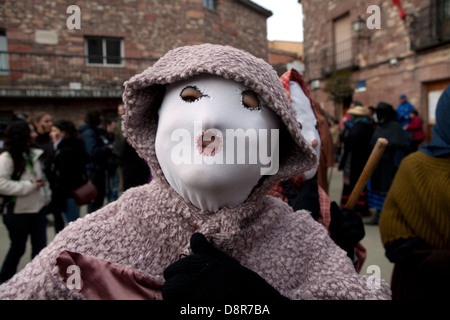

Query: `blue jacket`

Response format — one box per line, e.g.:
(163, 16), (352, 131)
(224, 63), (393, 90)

(78, 124), (112, 170)
(396, 101), (414, 127)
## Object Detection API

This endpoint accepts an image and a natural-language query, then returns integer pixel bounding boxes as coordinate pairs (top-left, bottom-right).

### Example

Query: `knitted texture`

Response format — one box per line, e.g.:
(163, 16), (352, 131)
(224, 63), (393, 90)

(0, 44), (391, 300)
(379, 151), (450, 249)
(0, 181), (391, 299)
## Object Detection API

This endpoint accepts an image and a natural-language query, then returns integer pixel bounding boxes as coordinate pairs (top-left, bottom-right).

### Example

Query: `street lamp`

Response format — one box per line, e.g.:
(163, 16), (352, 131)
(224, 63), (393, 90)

(352, 16), (371, 44)
(352, 16), (365, 33)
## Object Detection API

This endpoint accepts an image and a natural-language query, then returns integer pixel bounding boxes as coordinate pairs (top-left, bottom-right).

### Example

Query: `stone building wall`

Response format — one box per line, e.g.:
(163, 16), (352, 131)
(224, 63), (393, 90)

(0, 0), (271, 125)
(301, 0), (450, 139)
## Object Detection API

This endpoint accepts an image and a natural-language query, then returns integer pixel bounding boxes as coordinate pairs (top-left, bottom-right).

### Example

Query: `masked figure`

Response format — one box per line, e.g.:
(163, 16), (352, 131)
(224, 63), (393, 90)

(0, 44), (390, 300)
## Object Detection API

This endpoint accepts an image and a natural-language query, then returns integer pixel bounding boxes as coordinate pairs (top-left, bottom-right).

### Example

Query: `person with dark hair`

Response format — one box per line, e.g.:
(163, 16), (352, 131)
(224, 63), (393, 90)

(32, 112), (54, 174)
(0, 121), (51, 283)
(49, 120), (89, 225)
(366, 102), (409, 225)
(112, 104), (126, 193)
(31, 112), (64, 233)
(78, 110), (113, 212)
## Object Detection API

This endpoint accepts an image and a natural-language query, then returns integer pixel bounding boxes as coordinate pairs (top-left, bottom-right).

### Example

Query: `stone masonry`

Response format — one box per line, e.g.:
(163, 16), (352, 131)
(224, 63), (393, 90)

(301, 0), (450, 141)
(0, 0), (272, 125)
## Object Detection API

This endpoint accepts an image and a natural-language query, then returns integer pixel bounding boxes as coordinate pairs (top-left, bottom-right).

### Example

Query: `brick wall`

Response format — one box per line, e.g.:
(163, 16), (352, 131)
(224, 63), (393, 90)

(301, 0), (450, 126)
(0, 98), (121, 128)
(0, 0), (270, 61)
(0, 0), (271, 125)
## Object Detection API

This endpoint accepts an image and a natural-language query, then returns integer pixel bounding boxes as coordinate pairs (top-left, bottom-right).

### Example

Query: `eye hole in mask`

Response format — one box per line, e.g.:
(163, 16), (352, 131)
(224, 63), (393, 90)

(242, 90), (261, 111)
(180, 86), (208, 103)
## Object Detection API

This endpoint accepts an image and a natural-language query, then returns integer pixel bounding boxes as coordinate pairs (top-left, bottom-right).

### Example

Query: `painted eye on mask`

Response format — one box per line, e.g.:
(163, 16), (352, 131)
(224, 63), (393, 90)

(242, 90), (261, 111)
(180, 86), (208, 103)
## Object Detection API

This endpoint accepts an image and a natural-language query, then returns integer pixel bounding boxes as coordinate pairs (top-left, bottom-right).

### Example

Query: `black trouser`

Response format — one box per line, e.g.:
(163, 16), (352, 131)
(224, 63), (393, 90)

(0, 208), (47, 283)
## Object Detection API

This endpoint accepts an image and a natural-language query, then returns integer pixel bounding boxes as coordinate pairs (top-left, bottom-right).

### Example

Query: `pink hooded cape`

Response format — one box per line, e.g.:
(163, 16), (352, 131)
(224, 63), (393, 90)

(0, 44), (390, 300)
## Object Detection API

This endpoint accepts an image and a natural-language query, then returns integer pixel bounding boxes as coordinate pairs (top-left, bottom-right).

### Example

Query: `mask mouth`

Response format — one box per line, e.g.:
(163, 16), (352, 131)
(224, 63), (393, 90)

(195, 129), (223, 156)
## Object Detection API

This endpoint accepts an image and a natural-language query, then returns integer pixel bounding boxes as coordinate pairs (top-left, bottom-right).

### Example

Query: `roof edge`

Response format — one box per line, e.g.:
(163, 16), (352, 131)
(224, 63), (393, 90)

(234, 0), (273, 18)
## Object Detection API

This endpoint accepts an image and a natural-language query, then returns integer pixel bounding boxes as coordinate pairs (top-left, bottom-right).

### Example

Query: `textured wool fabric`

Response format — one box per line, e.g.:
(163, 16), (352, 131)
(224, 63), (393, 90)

(0, 44), (391, 300)
(379, 151), (450, 249)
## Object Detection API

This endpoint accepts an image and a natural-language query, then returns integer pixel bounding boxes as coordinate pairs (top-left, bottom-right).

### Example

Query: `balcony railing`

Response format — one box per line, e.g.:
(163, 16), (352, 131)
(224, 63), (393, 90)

(408, 0), (450, 51)
(0, 51), (157, 93)
(319, 38), (358, 77)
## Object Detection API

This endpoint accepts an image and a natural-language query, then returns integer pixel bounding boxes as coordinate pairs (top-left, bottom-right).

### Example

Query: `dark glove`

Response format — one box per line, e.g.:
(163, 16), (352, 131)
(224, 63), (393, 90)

(329, 201), (365, 260)
(162, 233), (289, 301)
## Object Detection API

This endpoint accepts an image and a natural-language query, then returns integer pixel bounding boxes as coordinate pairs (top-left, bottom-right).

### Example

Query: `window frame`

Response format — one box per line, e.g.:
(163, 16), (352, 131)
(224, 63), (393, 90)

(0, 29), (9, 76)
(203, 0), (216, 11)
(84, 36), (125, 67)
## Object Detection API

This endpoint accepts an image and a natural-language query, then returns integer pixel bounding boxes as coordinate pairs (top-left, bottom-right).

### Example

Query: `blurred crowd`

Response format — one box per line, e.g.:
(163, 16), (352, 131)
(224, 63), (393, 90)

(324, 94), (426, 225)
(0, 104), (151, 283)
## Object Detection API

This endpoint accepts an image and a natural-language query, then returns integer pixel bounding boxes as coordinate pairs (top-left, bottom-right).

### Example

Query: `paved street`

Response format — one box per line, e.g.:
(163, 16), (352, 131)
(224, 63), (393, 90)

(0, 164), (394, 287)
(327, 165), (394, 284)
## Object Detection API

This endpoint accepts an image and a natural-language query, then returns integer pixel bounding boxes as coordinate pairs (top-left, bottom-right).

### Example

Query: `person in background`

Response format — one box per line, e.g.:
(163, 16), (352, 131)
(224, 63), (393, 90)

(379, 85), (450, 300)
(327, 115), (341, 163)
(48, 120), (89, 225)
(340, 100), (363, 132)
(104, 118), (119, 203)
(112, 104), (126, 195)
(32, 112), (53, 167)
(78, 110), (113, 213)
(404, 109), (426, 154)
(368, 106), (376, 127)
(367, 102), (409, 225)
(0, 121), (51, 284)
(313, 101), (335, 194)
(396, 94), (415, 130)
(32, 113), (54, 180)
(120, 138), (151, 191)
(269, 69), (366, 272)
(32, 112), (64, 233)
(339, 106), (374, 217)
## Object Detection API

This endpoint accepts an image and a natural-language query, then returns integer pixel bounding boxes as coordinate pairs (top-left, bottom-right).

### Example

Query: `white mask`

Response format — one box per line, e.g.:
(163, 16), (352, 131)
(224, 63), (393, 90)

(289, 81), (321, 180)
(155, 75), (281, 213)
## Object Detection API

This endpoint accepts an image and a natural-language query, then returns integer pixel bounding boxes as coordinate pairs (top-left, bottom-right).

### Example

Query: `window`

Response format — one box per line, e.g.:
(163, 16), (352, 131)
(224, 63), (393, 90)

(410, 0), (450, 50)
(355, 80), (367, 93)
(85, 37), (123, 66)
(203, 0), (216, 10)
(438, 0), (450, 41)
(333, 14), (354, 70)
(0, 29), (9, 75)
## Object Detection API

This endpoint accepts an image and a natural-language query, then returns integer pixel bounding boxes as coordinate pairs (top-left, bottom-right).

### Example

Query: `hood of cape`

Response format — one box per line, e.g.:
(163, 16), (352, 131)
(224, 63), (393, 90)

(122, 44), (317, 222)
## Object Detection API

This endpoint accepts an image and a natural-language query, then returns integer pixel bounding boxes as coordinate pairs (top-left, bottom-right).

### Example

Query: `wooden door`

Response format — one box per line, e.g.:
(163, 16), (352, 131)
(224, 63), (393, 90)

(425, 80), (450, 142)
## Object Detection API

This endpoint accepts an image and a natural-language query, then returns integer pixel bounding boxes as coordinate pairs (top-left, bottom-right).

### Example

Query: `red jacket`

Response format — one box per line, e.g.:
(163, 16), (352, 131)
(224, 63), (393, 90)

(407, 117), (426, 141)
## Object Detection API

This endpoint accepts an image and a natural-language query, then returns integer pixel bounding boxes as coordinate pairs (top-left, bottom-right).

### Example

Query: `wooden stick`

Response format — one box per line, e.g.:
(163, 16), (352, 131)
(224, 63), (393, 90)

(345, 138), (389, 210)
